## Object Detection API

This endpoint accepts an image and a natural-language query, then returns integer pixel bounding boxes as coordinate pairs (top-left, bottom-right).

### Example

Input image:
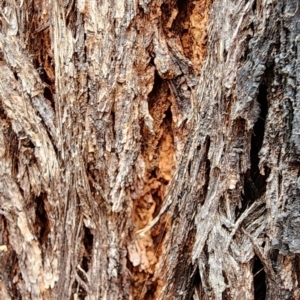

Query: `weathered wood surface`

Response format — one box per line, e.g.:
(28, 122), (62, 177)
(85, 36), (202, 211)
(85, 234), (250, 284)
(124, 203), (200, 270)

(0, 0), (299, 299)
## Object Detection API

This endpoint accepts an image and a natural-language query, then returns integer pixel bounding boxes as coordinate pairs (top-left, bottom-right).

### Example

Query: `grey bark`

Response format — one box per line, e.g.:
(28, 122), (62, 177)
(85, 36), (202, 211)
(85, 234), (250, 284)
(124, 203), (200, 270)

(0, 0), (299, 299)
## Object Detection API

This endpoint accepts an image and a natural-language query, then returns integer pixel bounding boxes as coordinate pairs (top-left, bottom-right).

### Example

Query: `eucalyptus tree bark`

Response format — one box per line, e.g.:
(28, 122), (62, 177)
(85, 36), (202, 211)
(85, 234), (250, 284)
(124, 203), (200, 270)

(0, 0), (299, 299)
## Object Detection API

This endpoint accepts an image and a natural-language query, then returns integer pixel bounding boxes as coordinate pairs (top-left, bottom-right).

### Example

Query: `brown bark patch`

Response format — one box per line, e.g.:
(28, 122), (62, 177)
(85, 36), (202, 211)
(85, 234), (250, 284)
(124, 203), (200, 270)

(162, 0), (212, 74)
(128, 74), (175, 299)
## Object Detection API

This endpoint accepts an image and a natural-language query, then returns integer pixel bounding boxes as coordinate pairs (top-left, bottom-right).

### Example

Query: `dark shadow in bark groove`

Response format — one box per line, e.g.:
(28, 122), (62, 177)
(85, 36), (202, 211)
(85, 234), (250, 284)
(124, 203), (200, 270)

(36, 62), (53, 86)
(148, 71), (163, 109)
(8, 127), (19, 179)
(164, 105), (173, 124)
(250, 83), (269, 188)
(82, 226), (94, 272)
(43, 86), (54, 107)
(189, 266), (201, 300)
(242, 79), (270, 212)
(35, 192), (50, 245)
(295, 255), (300, 292)
(253, 254), (267, 300)
(13, 71), (18, 81)
(202, 138), (211, 203)
(175, 0), (195, 28)
(144, 280), (158, 300)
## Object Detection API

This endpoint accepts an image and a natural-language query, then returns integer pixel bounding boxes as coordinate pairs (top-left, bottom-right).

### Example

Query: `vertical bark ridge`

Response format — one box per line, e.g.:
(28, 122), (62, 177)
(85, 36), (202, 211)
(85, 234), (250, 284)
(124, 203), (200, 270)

(157, 0), (300, 299)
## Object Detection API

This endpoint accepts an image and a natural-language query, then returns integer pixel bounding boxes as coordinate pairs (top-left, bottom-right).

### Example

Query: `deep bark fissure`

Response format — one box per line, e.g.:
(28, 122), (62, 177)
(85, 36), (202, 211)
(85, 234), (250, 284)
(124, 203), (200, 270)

(172, 0), (195, 61)
(202, 139), (211, 203)
(82, 226), (94, 272)
(253, 254), (267, 300)
(243, 72), (271, 211)
(8, 127), (19, 179)
(34, 193), (50, 246)
(161, 0), (211, 73)
(43, 87), (54, 106)
(190, 266), (201, 300)
(251, 83), (268, 184)
(130, 65), (176, 298)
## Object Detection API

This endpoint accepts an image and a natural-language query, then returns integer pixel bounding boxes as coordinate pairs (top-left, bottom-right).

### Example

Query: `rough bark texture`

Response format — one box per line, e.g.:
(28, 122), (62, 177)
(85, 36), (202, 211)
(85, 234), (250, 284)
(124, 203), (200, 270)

(0, 0), (299, 299)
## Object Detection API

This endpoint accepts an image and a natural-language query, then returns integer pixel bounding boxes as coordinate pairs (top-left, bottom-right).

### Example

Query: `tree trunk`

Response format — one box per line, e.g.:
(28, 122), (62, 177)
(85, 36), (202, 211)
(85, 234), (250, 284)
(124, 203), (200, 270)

(0, 0), (299, 299)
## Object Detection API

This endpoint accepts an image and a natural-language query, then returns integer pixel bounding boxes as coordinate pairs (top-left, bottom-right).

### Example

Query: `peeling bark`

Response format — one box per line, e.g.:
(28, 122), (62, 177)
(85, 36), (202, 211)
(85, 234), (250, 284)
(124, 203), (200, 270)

(0, 0), (299, 299)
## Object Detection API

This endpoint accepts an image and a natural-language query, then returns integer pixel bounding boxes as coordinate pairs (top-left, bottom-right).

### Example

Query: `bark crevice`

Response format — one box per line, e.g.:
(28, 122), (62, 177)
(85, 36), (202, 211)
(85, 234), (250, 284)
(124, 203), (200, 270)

(253, 254), (267, 300)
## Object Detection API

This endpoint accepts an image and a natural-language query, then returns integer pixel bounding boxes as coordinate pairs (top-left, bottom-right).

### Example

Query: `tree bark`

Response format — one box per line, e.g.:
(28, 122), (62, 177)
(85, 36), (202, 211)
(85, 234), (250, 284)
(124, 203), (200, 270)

(0, 0), (299, 299)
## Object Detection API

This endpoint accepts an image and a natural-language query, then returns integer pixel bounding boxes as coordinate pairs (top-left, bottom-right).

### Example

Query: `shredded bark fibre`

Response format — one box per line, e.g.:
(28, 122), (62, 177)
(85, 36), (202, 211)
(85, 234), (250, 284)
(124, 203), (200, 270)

(0, 0), (212, 299)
